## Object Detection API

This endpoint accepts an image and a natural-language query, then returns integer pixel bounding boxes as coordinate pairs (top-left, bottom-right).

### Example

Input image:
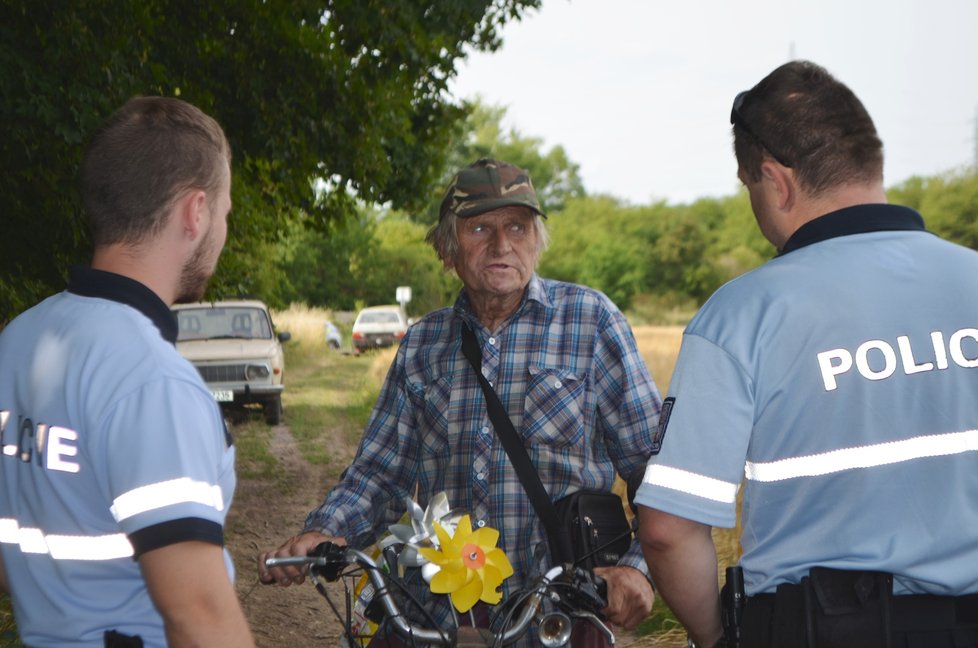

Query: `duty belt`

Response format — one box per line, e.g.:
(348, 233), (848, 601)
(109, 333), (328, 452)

(736, 568), (978, 647)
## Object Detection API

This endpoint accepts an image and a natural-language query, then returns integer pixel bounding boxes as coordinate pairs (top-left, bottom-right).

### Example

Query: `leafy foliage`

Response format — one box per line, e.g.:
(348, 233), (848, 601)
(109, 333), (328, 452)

(278, 209), (459, 315)
(0, 0), (541, 325)
(539, 192), (770, 312)
(891, 169), (978, 249)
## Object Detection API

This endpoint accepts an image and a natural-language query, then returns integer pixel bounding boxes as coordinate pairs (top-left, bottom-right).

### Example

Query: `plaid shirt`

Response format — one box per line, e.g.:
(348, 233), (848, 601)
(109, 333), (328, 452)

(304, 275), (662, 641)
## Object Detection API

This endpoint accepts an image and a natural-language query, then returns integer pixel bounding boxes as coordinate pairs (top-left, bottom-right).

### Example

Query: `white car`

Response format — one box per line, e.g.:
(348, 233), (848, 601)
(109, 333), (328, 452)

(324, 320), (342, 350)
(172, 300), (290, 424)
(351, 305), (408, 355)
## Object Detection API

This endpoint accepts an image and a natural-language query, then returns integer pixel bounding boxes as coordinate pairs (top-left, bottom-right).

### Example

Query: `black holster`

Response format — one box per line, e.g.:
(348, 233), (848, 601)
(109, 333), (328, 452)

(721, 565), (745, 648)
(742, 568), (893, 648)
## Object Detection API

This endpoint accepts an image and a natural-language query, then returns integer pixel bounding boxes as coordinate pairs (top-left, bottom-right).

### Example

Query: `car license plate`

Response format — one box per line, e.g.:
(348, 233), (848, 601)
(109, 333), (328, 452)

(211, 390), (234, 402)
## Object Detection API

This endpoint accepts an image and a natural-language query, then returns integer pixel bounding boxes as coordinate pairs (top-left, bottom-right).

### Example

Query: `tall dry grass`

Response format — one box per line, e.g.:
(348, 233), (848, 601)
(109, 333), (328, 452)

(274, 303), (397, 400)
(273, 303), (339, 347)
(632, 325), (683, 394)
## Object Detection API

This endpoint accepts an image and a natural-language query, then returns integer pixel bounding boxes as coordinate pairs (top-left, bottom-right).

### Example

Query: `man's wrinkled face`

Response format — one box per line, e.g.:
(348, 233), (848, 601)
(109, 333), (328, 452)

(451, 206), (540, 305)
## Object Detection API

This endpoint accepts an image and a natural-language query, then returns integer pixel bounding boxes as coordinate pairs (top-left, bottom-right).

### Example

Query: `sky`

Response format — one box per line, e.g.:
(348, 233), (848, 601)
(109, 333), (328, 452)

(450, 0), (978, 206)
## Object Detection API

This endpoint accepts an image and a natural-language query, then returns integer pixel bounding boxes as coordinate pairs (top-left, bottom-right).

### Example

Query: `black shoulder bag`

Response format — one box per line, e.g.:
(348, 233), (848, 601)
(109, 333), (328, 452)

(459, 323), (632, 569)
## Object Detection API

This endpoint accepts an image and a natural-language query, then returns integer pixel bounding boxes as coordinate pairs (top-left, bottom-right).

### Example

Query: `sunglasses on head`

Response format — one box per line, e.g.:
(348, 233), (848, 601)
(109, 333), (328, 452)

(730, 90), (792, 168)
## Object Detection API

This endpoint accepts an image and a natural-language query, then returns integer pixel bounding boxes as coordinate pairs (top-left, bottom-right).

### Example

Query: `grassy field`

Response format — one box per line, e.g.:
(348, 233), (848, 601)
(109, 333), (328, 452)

(0, 608), (16, 647)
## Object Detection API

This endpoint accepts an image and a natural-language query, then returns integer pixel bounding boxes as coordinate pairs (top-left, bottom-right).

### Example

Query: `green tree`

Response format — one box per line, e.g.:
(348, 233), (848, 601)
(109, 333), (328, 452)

(886, 175), (929, 212)
(890, 169), (978, 250)
(373, 216), (461, 315)
(278, 211), (381, 310)
(278, 208), (459, 315)
(540, 194), (662, 310)
(0, 0), (541, 325)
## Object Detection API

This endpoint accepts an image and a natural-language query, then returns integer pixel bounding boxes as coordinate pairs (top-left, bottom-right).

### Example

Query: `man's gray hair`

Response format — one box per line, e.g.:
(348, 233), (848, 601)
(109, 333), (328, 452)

(425, 209), (550, 265)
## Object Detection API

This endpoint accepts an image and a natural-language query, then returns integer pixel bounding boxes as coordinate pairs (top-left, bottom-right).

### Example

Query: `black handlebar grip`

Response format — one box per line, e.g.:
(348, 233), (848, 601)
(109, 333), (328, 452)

(309, 542), (347, 581)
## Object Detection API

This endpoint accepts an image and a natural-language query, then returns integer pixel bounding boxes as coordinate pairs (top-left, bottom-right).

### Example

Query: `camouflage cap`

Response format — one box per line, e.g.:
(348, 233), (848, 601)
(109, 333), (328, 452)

(438, 158), (546, 220)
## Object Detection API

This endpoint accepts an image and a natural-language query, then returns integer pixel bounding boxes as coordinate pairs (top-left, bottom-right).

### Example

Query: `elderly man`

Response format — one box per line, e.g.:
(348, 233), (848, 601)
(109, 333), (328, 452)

(0, 97), (253, 647)
(260, 158), (661, 647)
(637, 60), (978, 648)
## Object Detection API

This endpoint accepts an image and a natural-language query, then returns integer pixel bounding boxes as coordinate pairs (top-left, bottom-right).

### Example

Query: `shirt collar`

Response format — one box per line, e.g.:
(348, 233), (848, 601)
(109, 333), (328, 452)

(454, 274), (551, 329)
(779, 203), (926, 256)
(67, 266), (178, 344)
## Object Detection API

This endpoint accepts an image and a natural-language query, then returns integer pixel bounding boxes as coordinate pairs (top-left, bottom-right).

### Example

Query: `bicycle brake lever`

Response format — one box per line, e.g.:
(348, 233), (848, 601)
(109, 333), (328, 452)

(593, 574), (608, 606)
(554, 568), (608, 615)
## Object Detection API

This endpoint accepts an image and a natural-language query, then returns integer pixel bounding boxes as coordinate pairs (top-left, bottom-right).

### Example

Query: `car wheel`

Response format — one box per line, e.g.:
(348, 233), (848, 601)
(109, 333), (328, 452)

(328, 340), (340, 350)
(264, 395), (283, 425)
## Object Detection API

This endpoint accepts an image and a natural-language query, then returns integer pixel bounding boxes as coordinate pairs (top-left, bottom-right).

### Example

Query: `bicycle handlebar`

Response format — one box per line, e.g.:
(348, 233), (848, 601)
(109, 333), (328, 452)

(265, 542), (613, 646)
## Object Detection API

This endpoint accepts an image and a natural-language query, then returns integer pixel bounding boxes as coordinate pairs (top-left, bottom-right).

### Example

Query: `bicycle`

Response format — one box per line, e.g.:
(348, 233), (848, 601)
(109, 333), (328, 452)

(265, 541), (615, 647)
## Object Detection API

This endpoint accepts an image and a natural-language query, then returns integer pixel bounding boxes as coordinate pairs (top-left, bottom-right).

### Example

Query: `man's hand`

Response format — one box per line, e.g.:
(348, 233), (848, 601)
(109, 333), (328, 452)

(257, 531), (343, 587)
(594, 565), (655, 629)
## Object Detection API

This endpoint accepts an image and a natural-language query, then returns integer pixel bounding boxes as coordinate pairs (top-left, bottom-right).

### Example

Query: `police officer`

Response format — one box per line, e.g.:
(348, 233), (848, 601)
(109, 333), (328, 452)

(0, 98), (255, 647)
(635, 60), (978, 647)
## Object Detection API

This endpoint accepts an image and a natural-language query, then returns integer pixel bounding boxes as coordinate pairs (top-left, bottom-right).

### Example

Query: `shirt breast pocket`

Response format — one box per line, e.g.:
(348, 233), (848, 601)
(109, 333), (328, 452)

(416, 375), (451, 456)
(522, 367), (588, 448)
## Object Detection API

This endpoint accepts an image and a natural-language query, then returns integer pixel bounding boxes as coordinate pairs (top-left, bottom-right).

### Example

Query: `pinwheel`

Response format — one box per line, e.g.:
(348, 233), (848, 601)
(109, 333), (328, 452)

(418, 514), (514, 613)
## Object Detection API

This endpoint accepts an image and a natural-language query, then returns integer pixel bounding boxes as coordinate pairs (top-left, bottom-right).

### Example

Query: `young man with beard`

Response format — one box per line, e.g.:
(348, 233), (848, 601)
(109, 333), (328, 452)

(0, 97), (254, 647)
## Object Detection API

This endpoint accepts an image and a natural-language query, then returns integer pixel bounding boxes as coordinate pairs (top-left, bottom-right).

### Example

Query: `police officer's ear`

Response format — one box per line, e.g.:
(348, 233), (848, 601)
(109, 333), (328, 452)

(759, 160), (796, 214)
(176, 189), (210, 243)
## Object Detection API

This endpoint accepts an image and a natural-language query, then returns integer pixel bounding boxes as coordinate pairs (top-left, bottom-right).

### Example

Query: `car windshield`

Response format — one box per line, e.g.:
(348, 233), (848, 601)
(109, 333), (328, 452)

(175, 306), (274, 341)
(359, 311), (401, 324)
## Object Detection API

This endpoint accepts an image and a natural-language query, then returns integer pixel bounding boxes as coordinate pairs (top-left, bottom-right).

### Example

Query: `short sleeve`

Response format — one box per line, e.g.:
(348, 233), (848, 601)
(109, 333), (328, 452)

(633, 333), (752, 528)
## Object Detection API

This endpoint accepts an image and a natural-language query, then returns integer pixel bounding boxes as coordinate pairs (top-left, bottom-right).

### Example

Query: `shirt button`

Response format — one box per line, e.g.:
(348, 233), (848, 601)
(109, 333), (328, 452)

(488, 337), (496, 346)
(481, 426), (490, 435)
(477, 520), (486, 528)
(554, 380), (562, 388)
(476, 472), (485, 480)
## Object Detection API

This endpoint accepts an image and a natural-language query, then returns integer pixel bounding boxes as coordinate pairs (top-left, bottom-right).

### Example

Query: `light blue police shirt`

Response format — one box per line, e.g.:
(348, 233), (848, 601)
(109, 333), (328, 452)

(635, 205), (978, 596)
(0, 267), (236, 647)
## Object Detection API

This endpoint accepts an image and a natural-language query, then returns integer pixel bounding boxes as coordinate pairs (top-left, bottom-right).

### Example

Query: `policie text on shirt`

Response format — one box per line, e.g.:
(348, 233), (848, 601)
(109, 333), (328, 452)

(0, 411), (80, 473)
(817, 326), (978, 391)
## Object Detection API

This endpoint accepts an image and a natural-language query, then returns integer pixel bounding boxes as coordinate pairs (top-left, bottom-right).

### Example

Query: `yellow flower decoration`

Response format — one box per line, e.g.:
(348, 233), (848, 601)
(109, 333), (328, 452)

(417, 515), (514, 613)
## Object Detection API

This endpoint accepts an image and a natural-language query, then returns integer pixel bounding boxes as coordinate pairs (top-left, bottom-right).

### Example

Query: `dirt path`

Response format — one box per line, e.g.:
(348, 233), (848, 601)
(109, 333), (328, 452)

(227, 421), (347, 646)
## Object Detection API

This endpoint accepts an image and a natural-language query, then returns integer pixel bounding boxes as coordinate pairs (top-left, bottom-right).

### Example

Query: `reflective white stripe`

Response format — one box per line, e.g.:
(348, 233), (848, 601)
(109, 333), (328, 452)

(746, 429), (978, 483)
(643, 464), (740, 504)
(110, 477), (224, 522)
(46, 533), (133, 560)
(18, 527), (48, 554)
(0, 518), (20, 543)
(0, 518), (133, 560)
